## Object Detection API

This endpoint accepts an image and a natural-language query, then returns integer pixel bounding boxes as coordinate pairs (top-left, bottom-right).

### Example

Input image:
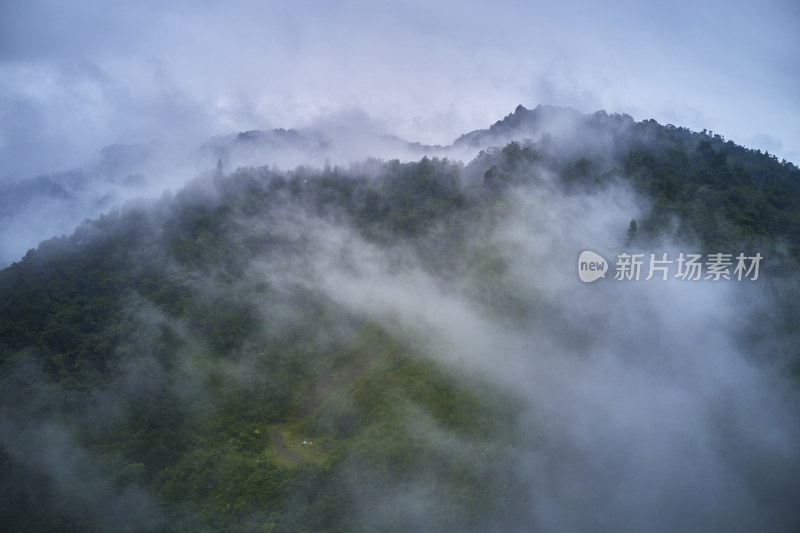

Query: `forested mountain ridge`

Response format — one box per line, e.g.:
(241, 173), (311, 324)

(1, 107), (799, 532)
(464, 105), (800, 254)
(3, 103), (798, 267)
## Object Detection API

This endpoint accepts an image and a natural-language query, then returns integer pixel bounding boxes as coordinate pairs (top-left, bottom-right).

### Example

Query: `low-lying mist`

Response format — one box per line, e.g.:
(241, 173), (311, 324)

(282, 171), (800, 531)
(1, 118), (799, 532)
(0, 112), (468, 268)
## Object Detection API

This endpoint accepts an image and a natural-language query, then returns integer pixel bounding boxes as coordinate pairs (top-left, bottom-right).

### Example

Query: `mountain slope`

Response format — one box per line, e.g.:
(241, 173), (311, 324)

(1, 109), (800, 532)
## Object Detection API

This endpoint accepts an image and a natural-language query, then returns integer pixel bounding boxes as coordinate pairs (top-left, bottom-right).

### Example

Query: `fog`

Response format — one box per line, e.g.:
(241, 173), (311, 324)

(1, 129), (798, 530)
(0, 116), (449, 266)
(2, 1), (798, 266)
(286, 172), (800, 531)
(1, 2), (799, 529)
(2, 0), (798, 181)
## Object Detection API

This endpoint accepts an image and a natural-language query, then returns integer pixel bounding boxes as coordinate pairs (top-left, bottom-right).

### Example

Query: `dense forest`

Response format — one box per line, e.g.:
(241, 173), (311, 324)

(1, 107), (799, 532)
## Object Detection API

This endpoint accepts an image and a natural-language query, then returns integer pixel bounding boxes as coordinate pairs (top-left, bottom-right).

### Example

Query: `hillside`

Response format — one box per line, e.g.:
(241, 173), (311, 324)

(1, 108), (799, 532)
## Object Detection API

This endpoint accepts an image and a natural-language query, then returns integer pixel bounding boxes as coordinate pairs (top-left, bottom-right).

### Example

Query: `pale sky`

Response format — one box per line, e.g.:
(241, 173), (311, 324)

(1, 0), (798, 180)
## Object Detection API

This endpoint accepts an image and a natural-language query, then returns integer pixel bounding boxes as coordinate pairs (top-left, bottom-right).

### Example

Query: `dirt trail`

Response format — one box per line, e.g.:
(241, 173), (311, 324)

(268, 429), (306, 464)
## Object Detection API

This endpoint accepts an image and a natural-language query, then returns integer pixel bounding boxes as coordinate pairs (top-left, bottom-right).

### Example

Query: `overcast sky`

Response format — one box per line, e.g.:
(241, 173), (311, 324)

(1, 0), (798, 180)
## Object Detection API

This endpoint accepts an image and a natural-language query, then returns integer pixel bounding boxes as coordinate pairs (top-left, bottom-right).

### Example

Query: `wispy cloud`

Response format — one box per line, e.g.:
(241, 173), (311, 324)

(2, 0), (797, 183)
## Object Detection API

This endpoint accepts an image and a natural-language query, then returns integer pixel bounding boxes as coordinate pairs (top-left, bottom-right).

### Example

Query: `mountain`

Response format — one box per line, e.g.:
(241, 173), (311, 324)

(7, 103), (796, 268)
(0, 140), (204, 267)
(454, 104), (587, 147)
(1, 108), (800, 532)
(199, 126), (437, 171)
(0, 124), (443, 267)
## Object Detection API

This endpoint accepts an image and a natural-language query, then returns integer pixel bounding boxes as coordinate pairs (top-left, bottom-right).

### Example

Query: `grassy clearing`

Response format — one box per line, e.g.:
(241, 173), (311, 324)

(264, 421), (331, 466)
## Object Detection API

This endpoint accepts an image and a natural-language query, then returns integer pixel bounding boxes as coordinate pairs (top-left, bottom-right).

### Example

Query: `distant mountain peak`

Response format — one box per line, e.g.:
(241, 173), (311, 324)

(454, 104), (584, 148)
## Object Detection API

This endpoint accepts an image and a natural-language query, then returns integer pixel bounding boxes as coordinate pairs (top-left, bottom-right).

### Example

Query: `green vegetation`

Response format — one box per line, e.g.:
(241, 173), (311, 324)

(1, 111), (799, 531)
